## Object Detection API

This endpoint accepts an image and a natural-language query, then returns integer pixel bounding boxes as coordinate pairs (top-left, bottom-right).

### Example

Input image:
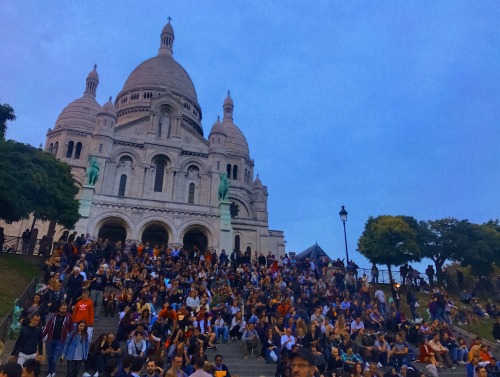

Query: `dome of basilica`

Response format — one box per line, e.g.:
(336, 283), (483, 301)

(121, 54), (198, 102)
(55, 65), (101, 131)
(220, 122), (249, 156)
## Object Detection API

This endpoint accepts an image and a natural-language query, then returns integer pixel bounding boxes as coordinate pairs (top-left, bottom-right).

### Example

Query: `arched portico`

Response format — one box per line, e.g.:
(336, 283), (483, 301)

(141, 221), (170, 247)
(181, 224), (210, 252)
(97, 216), (129, 244)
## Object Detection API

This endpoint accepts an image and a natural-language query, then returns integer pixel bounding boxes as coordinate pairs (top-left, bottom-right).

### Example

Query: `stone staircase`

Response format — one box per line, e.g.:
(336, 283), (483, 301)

(205, 341), (275, 377)
(38, 311), (275, 377)
(39, 312), (121, 376)
(23, 309), (478, 377)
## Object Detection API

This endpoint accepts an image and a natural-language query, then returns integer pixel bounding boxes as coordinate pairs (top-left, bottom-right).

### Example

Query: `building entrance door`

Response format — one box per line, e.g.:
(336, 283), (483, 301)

(183, 230), (207, 252)
(142, 223), (169, 247)
(98, 221), (127, 244)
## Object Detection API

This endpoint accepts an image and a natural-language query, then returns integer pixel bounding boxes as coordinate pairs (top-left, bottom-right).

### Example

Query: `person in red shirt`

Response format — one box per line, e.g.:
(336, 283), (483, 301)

(72, 289), (94, 341)
(158, 304), (177, 332)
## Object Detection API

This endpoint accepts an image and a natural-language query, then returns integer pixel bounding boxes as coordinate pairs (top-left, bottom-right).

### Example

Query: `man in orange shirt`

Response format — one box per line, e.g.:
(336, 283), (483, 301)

(158, 304), (177, 332)
(72, 289), (94, 341)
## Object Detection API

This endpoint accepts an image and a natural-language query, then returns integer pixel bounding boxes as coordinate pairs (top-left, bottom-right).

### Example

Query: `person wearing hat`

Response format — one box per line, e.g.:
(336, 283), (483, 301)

(290, 348), (316, 377)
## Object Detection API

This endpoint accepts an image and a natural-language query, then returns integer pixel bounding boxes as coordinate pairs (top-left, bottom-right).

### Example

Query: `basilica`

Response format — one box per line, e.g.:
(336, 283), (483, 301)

(25, 20), (285, 256)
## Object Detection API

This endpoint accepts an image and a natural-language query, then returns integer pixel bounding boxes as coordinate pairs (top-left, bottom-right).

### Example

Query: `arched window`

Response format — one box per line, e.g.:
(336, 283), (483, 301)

(119, 155), (133, 165)
(234, 235), (240, 252)
(48, 143), (54, 154)
(217, 161), (220, 170)
(233, 165), (238, 180)
(53, 142), (58, 156)
(226, 164), (231, 179)
(74, 142), (82, 159)
(188, 183), (195, 204)
(154, 157), (167, 192)
(118, 174), (127, 196)
(66, 141), (74, 158)
(246, 246), (252, 255)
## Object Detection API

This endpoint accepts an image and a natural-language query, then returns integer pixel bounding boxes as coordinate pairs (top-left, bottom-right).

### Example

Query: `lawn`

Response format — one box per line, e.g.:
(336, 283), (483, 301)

(377, 283), (496, 342)
(0, 254), (42, 317)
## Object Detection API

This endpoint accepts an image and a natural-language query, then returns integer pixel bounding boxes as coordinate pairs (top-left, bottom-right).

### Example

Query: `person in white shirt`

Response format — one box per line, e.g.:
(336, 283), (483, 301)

(350, 317), (365, 335)
(127, 331), (146, 358)
(280, 327), (296, 354)
(374, 289), (387, 316)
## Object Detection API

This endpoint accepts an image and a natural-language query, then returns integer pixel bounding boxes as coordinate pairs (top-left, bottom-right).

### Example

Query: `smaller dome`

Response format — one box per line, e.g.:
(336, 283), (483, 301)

(87, 64), (99, 81)
(220, 122), (249, 156)
(253, 174), (263, 189)
(55, 96), (100, 131)
(223, 91), (233, 107)
(209, 116), (224, 135)
(219, 93), (248, 156)
(162, 19), (174, 36)
(99, 97), (116, 118)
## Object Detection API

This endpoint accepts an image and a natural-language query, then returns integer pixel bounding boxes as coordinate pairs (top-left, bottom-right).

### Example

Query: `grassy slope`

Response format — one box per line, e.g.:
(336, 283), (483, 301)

(378, 284), (495, 342)
(0, 255), (41, 317)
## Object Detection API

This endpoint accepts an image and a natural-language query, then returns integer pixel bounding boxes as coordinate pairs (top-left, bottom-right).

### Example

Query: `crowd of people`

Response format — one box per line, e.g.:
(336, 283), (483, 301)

(3, 234), (500, 377)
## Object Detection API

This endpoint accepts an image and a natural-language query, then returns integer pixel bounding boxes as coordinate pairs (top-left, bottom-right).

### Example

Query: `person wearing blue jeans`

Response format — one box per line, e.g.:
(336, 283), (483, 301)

(213, 314), (229, 343)
(390, 334), (414, 370)
(89, 265), (107, 321)
(262, 328), (281, 365)
(42, 304), (74, 377)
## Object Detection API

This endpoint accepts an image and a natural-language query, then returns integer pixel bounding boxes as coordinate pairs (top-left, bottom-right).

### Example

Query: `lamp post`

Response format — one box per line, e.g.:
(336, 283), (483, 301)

(339, 205), (349, 263)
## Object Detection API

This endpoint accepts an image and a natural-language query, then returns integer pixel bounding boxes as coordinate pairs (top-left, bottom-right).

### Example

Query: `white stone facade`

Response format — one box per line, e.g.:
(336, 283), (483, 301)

(3, 20), (285, 257)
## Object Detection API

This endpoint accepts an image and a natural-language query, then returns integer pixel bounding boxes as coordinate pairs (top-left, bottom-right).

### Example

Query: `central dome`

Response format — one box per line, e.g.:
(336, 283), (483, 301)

(122, 54), (197, 102)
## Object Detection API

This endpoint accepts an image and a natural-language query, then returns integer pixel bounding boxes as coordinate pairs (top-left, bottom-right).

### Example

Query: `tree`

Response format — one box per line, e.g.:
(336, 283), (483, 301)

(357, 215), (420, 283)
(420, 218), (471, 283)
(461, 221), (500, 276)
(0, 103), (16, 141)
(0, 140), (80, 229)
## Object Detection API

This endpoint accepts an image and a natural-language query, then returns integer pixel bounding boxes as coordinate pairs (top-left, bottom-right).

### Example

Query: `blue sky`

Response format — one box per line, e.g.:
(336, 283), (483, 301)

(1, 1), (499, 271)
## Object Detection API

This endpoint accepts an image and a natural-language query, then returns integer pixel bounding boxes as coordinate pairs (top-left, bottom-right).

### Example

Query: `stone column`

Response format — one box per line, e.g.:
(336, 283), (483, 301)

(219, 200), (233, 255)
(74, 185), (95, 235)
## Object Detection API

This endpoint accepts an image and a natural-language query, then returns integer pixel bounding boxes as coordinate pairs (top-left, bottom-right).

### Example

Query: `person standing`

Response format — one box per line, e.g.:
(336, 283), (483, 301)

(10, 314), (43, 366)
(89, 265), (107, 321)
(188, 357), (211, 377)
(21, 229), (31, 254)
(0, 227), (5, 253)
(61, 321), (89, 377)
(165, 355), (188, 377)
(42, 303), (73, 377)
(65, 267), (84, 309)
(72, 289), (95, 341)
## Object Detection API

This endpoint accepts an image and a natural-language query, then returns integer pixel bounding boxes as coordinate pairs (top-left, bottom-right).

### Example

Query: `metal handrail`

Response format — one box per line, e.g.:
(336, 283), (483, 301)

(0, 276), (39, 343)
(1, 236), (49, 256)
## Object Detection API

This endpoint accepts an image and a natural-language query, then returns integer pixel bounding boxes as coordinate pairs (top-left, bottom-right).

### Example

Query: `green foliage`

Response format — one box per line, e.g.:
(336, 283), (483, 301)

(0, 255), (41, 317)
(420, 218), (500, 277)
(420, 218), (471, 276)
(358, 215), (420, 277)
(462, 221), (500, 276)
(0, 140), (80, 229)
(0, 103), (16, 140)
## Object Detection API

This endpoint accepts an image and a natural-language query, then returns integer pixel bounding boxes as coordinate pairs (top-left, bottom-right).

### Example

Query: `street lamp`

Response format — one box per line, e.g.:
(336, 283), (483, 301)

(339, 205), (349, 263)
